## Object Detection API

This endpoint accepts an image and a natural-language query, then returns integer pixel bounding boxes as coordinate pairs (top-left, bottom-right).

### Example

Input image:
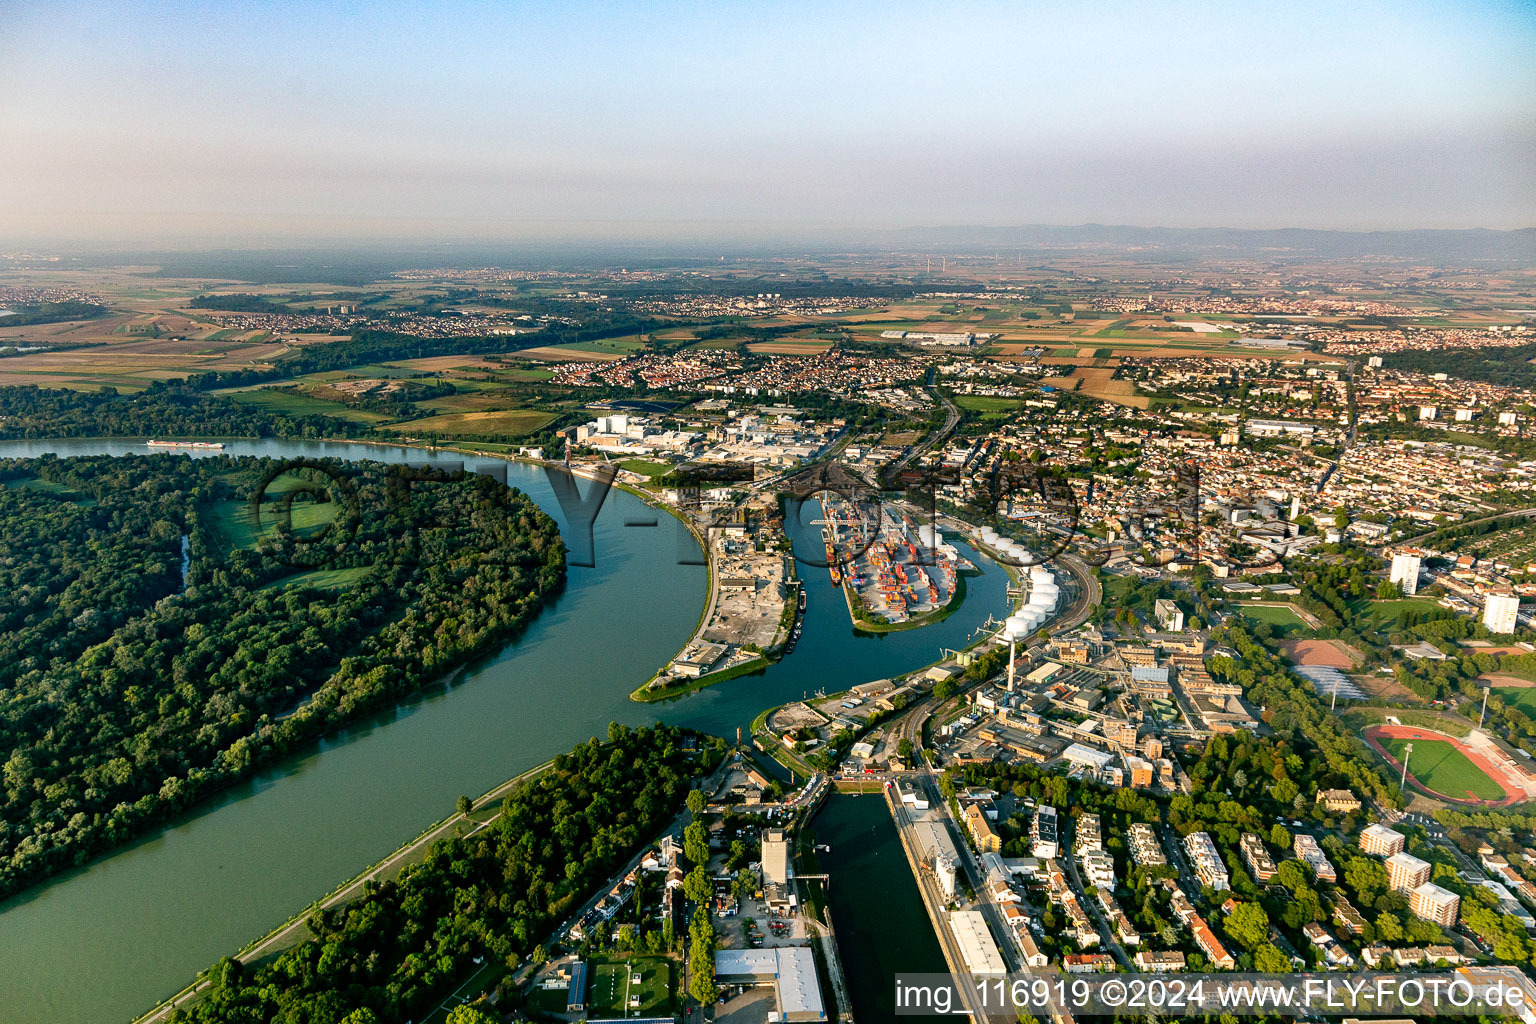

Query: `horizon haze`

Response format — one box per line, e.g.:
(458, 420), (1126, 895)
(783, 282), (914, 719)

(2, 0), (1534, 245)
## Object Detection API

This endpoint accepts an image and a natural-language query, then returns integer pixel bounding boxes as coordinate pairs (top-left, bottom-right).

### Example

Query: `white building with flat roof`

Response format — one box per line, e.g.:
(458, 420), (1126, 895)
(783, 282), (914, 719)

(714, 947), (827, 1022)
(1361, 824), (1406, 857)
(1485, 592), (1521, 635)
(1390, 552), (1422, 596)
(950, 909), (1008, 976)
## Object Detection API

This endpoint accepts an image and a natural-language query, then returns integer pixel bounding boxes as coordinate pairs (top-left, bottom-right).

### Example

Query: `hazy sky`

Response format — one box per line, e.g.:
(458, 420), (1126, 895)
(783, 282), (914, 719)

(1, 0), (1533, 243)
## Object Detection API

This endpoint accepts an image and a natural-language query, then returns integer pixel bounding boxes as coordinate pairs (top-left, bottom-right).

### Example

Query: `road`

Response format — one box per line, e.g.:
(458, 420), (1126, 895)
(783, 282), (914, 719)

(881, 370), (962, 487)
(885, 782), (1007, 1023)
(1057, 820), (1132, 969)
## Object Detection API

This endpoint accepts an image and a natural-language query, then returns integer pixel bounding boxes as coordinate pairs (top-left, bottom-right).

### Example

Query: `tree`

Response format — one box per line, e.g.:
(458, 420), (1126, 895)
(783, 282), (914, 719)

(1269, 823), (1292, 851)
(687, 788), (707, 818)
(684, 864), (714, 904)
(684, 820), (710, 867)
(1253, 943), (1292, 973)
(688, 905), (720, 1005)
(446, 1007), (498, 1024)
(456, 794), (473, 816)
(1225, 901), (1270, 951)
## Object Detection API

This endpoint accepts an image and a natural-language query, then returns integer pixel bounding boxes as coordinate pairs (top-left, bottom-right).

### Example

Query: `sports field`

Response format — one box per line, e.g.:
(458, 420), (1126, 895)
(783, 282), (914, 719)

(588, 957), (672, 1016)
(1239, 603), (1308, 635)
(1495, 686), (1536, 718)
(1372, 733), (1504, 802)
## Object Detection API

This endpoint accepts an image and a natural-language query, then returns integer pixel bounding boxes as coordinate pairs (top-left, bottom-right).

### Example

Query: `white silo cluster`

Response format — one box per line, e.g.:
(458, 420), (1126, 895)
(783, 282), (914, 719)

(999, 565), (1061, 689)
(978, 526), (1028, 564)
(1001, 566), (1059, 641)
(917, 524), (942, 550)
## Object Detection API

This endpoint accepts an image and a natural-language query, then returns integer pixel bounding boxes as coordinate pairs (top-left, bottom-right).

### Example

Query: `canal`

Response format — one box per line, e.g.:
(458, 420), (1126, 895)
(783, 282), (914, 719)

(812, 793), (950, 1021)
(0, 439), (1011, 1023)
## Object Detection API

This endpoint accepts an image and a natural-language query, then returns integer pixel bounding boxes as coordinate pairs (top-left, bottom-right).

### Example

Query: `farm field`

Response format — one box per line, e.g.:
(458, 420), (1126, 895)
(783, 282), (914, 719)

(747, 339), (832, 355)
(384, 409), (555, 437)
(509, 344), (624, 361)
(954, 394), (1021, 412)
(1376, 735), (1504, 802)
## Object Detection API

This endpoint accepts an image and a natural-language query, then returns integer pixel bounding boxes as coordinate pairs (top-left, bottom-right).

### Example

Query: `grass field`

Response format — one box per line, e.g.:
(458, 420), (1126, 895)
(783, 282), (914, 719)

(1354, 597), (1445, 631)
(546, 335), (647, 355)
(1378, 736), (1504, 801)
(1238, 603), (1309, 636)
(1495, 686), (1536, 718)
(954, 394), (1021, 412)
(229, 387), (390, 423)
(208, 483), (340, 551)
(259, 566), (373, 592)
(588, 957), (672, 1017)
(618, 459), (673, 477)
(385, 409), (555, 437)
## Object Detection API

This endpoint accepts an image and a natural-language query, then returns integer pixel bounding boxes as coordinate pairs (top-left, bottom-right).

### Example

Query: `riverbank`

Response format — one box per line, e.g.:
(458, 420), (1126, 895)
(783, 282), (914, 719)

(0, 436), (1016, 1024)
(133, 756), (557, 1024)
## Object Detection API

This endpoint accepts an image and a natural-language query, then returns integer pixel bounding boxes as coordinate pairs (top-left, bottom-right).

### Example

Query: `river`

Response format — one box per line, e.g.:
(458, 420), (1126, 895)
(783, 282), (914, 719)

(0, 438), (1011, 1023)
(812, 794), (950, 1021)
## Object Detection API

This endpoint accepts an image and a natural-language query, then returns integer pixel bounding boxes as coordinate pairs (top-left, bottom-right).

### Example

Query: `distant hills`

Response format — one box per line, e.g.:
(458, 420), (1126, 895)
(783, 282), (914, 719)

(872, 224), (1536, 265)
(56, 224), (1536, 284)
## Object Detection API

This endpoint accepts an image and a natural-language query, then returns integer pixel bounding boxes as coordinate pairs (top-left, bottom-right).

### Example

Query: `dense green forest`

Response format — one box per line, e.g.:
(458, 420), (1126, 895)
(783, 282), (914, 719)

(0, 454), (564, 898)
(0, 299), (110, 326)
(1382, 342), (1536, 388)
(174, 723), (714, 1024)
(187, 293), (296, 313)
(0, 384), (369, 440)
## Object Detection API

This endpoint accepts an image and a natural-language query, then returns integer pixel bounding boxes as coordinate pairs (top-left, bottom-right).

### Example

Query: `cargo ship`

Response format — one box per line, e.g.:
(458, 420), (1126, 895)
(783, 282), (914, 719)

(146, 440), (225, 450)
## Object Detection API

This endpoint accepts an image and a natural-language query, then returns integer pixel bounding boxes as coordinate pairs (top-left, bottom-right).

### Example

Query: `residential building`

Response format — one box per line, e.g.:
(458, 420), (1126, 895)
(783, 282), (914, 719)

(1032, 805), (1059, 858)
(963, 804), (1002, 854)
(1360, 824), (1406, 857)
(1484, 592), (1521, 635)
(1185, 831), (1230, 892)
(1387, 852), (1432, 893)
(1190, 913), (1236, 969)
(1130, 823), (1167, 867)
(1154, 598), (1184, 632)
(1390, 552), (1422, 596)
(1135, 950), (1186, 972)
(1294, 833), (1337, 883)
(1409, 882), (1461, 926)
(1081, 849), (1116, 889)
(1239, 833), (1278, 882)
(1076, 813), (1102, 854)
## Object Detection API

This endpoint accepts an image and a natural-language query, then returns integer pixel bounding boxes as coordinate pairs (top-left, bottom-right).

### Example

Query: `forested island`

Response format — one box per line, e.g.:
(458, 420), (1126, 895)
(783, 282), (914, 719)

(0, 454), (564, 898)
(176, 723), (716, 1023)
(0, 384), (370, 441)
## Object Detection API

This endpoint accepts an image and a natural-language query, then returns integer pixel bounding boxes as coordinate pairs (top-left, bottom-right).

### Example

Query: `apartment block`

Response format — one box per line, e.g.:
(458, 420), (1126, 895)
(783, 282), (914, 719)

(1239, 833), (1278, 882)
(1360, 824), (1406, 857)
(1387, 852), (1432, 893)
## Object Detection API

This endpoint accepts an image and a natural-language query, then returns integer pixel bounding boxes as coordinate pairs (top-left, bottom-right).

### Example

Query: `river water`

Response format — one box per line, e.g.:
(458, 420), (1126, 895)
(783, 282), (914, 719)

(813, 794), (950, 1021)
(0, 439), (1009, 1023)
